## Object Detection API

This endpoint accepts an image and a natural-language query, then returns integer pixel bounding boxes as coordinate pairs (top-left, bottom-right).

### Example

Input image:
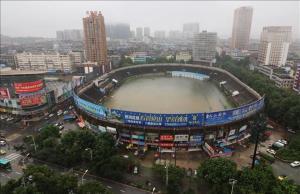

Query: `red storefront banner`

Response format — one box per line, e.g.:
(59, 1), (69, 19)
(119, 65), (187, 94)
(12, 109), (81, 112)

(160, 135), (174, 141)
(14, 80), (44, 94)
(19, 94), (46, 107)
(0, 88), (10, 99)
(159, 143), (174, 147)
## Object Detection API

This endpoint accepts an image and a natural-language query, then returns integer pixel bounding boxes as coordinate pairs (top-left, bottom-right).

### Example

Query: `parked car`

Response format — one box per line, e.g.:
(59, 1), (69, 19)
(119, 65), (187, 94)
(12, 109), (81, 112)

(6, 117), (14, 122)
(290, 161), (300, 167)
(0, 140), (6, 146)
(58, 125), (64, 130)
(266, 149), (276, 155)
(48, 113), (54, 118)
(57, 110), (63, 116)
(272, 142), (285, 149)
(69, 105), (74, 110)
(0, 115), (8, 120)
(277, 139), (288, 145)
(63, 110), (68, 115)
(277, 175), (287, 181)
(287, 128), (296, 134)
(0, 149), (6, 155)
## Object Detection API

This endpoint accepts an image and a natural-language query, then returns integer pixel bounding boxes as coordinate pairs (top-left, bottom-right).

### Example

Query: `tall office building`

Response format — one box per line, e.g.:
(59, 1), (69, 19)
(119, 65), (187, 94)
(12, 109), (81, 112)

(231, 6), (253, 50)
(258, 26), (292, 67)
(192, 31), (217, 62)
(106, 23), (131, 39)
(83, 11), (108, 73)
(136, 27), (143, 40)
(144, 27), (150, 37)
(154, 31), (166, 39)
(183, 23), (199, 38)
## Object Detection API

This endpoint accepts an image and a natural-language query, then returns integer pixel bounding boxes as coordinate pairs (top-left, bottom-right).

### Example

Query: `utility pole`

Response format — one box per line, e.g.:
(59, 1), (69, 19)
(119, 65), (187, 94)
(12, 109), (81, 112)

(229, 178), (237, 194)
(165, 163), (169, 187)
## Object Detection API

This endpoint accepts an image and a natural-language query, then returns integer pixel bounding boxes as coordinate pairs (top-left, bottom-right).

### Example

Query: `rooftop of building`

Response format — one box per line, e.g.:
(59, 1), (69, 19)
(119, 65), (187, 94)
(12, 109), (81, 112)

(0, 69), (46, 76)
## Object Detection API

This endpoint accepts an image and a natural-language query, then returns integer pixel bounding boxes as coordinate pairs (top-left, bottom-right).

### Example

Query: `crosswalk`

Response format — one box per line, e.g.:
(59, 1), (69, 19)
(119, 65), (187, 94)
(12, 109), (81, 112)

(1, 153), (22, 162)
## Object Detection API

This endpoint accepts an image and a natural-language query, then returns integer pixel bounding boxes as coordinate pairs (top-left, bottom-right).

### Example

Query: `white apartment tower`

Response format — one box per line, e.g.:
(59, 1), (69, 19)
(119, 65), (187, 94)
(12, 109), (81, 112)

(258, 26), (292, 67)
(192, 31), (217, 62)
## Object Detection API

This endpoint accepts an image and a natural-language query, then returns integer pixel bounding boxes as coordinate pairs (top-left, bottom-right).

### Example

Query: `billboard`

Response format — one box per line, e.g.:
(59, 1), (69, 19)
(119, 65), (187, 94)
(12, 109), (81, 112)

(19, 90), (46, 107)
(174, 134), (189, 142)
(160, 135), (174, 141)
(14, 80), (44, 94)
(73, 94), (107, 118)
(111, 109), (204, 127)
(204, 98), (264, 126)
(0, 88), (10, 99)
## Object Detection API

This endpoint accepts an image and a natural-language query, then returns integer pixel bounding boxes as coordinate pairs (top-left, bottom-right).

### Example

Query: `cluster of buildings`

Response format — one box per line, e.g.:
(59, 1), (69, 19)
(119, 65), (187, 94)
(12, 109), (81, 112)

(56, 29), (83, 41)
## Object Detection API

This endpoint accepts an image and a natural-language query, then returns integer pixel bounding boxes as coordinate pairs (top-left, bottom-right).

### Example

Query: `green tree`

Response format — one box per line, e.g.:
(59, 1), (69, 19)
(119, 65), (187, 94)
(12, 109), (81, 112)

(152, 164), (185, 194)
(78, 181), (113, 194)
(197, 158), (237, 194)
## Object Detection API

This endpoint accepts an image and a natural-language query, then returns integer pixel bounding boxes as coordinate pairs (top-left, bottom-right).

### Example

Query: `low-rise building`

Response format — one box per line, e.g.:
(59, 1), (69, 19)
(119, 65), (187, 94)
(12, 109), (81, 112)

(293, 64), (300, 94)
(175, 52), (192, 62)
(16, 52), (75, 73)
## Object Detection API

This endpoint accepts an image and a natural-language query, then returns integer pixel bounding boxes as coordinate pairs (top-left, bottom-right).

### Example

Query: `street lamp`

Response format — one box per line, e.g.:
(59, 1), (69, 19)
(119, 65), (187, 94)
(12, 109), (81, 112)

(22, 153), (30, 166)
(27, 135), (36, 152)
(152, 187), (156, 194)
(165, 163), (169, 187)
(85, 148), (93, 161)
(229, 178), (237, 194)
(81, 169), (88, 185)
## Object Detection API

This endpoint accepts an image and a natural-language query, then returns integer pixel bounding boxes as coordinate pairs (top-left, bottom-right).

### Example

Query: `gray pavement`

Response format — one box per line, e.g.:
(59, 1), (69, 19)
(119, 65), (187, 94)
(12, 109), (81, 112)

(272, 160), (300, 185)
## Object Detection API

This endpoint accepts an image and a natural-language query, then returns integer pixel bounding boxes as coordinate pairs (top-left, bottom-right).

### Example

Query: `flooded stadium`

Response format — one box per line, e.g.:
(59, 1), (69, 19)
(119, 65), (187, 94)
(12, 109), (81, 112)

(103, 75), (233, 113)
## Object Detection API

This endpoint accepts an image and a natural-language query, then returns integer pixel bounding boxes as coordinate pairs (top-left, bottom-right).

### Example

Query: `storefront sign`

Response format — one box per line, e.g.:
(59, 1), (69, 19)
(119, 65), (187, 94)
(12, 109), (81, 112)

(160, 135), (174, 141)
(159, 143), (174, 147)
(19, 92), (46, 107)
(174, 134), (189, 142)
(0, 88), (10, 99)
(14, 80), (44, 93)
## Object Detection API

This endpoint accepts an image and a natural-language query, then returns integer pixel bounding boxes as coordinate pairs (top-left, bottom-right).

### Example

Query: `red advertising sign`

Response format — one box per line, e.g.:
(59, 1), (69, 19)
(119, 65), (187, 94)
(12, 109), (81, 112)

(159, 143), (174, 147)
(160, 135), (174, 141)
(14, 80), (44, 93)
(19, 93), (46, 107)
(0, 88), (10, 99)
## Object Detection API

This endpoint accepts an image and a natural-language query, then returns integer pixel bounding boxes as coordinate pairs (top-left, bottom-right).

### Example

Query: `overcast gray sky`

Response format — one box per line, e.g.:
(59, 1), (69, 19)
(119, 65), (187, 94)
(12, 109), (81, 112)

(1, 1), (299, 39)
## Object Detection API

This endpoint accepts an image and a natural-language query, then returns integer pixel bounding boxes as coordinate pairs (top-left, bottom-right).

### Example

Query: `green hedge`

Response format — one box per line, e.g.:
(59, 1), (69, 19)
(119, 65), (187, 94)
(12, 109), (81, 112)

(259, 153), (275, 163)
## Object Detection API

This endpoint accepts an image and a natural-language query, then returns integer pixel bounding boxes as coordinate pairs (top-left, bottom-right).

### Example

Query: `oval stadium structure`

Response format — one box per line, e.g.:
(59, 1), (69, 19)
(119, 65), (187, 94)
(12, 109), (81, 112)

(73, 64), (264, 151)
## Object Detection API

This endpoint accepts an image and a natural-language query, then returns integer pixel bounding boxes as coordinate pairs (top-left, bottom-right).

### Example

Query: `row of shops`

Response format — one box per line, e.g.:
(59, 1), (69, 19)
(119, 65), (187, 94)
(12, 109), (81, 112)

(82, 118), (251, 156)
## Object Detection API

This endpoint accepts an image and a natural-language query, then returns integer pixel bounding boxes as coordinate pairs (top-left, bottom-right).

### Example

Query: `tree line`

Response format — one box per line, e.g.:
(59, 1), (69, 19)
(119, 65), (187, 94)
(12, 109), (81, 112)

(217, 56), (300, 131)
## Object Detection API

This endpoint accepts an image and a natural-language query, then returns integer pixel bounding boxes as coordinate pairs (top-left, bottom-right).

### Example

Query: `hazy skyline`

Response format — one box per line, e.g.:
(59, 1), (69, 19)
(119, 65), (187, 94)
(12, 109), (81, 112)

(1, 1), (299, 39)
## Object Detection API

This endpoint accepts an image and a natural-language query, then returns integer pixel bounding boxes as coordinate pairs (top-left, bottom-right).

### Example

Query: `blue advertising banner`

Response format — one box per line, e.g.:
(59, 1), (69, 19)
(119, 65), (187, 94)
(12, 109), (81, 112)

(111, 109), (204, 127)
(73, 94), (107, 118)
(204, 98), (264, 126)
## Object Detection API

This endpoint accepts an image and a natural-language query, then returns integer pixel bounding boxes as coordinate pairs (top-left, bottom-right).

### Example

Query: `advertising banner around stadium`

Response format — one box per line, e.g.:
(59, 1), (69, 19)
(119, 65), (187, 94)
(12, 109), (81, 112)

(0, 88), (10, 99)
(204, 98), (264, 126)
(19, 90), (47, 107)
(73, 94), (107, 118)
(14, 80), (44, 94)
(111, 109), (204, 127)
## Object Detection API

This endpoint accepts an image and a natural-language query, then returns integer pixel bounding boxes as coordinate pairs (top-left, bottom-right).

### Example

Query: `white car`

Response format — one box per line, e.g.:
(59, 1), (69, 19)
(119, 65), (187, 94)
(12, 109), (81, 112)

(58, 125), (64, 130)
(0, 140), (6, 146)
(278, 139), (287, 145)
(48, 113), (54, 118)
(57, 110), (63, 116)
(290, 161), (300, 167)
(266, 149), (276, 155)
(63, 110), (68, 115)
(6, 117), (14, 122)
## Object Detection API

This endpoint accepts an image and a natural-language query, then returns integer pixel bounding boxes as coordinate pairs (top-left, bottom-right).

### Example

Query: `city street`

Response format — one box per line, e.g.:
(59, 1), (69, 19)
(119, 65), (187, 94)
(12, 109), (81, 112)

(272, 160), (300, 185)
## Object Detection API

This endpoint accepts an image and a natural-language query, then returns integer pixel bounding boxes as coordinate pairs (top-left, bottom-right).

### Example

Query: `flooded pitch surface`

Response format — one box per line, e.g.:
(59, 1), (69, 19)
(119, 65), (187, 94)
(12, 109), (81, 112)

(103, 76), (233, 113)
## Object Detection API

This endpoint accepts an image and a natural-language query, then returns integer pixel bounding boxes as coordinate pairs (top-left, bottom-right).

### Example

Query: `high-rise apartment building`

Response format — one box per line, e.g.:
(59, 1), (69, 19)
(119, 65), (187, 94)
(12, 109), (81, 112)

(183, 23), (199, 39)
(154, 31), (166, 39)
(136, 27), (143, 40)
(144, 27), (150, 37)
(231, 6), (253, 50)
(56, 29), (83, 41)
(293, 64), (300, 94)
(192, 31), (217, 62)
(83, 11), (108, 73)
(258, 26), (292, 67)
(106, 23), (131, 40)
